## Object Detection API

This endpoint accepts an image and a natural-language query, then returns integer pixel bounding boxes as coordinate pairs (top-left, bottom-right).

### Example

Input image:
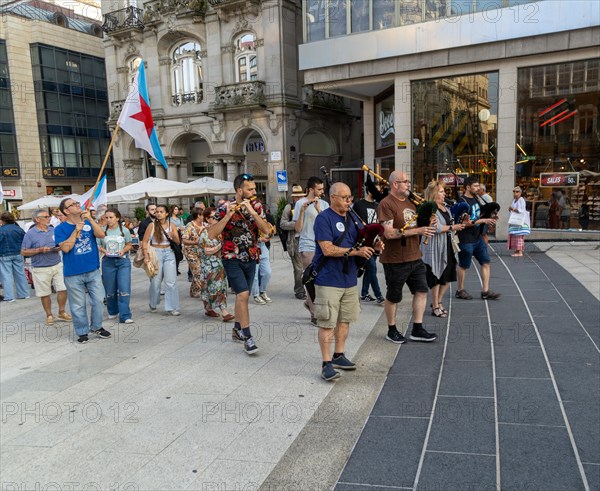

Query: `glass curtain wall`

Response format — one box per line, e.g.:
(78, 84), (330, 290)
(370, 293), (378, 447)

(0, 40), (19, 178)
(516, 59), (600, 230)
(304, 0), (544, 41)
(412, 73), (499, 197)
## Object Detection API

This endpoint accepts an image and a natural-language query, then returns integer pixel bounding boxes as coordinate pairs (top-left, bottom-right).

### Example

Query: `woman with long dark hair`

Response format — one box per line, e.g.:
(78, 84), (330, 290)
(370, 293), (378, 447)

(199, 207), (233, 321)
(142, 204), (181, 315)
(97, 208), (133, 323)
(181, 208), (204, 298)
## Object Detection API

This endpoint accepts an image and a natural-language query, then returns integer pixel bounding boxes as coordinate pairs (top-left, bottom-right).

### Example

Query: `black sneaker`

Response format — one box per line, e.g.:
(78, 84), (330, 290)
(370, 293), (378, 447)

(386, 330), (406, 344)
(376, 297), (385, 304)
(321, 362), (341, 381)
(310, 316), (318, 326)
(91, 327), (111, 339)
(232, 326), (245, 343)
(77, 335), (88, 344)
(360, 294), (375, 302)
(332, 354), (356, 370)
(244, 337), (259, 355)
(409, 326), (437, 342)
(295, 292), (307, 300)
(481, 290), (501, 300)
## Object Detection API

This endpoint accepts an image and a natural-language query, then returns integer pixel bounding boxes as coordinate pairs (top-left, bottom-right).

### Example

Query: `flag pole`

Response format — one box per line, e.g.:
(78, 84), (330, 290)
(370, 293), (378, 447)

(84, 122), (120, 211)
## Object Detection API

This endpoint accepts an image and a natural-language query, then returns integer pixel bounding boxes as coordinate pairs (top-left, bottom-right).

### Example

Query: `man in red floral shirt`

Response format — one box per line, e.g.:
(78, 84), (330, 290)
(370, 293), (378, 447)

(208, 173), (271, 355)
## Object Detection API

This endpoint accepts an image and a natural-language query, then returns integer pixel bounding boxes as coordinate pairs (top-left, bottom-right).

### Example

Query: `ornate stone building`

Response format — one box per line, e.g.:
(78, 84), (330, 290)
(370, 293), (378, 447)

(101, 0), (362, 208)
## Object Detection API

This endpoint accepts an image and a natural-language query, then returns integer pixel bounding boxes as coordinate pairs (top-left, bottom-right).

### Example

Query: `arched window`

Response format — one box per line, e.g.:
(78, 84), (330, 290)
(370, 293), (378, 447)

(171, 41), (203, 106)
(234, 33), (257, 83)
(128, 56), (142, 84)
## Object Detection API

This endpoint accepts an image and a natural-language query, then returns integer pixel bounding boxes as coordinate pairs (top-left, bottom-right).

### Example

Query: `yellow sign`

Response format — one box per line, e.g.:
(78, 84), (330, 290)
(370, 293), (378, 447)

(397, 141), (407, 149)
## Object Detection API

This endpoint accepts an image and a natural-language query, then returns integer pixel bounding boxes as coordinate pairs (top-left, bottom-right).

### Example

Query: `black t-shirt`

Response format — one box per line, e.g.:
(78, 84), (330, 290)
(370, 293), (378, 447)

(352, 199), (379, 224)
(457, 196), (481, 244)
(137, 216), (153, 243)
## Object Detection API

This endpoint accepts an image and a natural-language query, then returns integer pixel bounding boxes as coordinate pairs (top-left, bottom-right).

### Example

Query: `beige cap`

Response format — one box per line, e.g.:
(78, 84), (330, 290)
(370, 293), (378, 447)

(291, 185), (305, 197)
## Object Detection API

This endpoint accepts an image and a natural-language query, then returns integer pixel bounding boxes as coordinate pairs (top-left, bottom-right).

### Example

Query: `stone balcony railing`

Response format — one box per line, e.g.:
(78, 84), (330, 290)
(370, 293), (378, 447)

(304, 86), (348, 113)
(143, 0), (207, 24)
(212, 81), (265, 110)
(102, 6), (144, 34)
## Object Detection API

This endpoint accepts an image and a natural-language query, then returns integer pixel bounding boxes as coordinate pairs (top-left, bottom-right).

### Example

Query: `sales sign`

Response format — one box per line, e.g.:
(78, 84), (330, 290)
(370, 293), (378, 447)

(539, 172), (579, 187)
(437, 173), (469, 186)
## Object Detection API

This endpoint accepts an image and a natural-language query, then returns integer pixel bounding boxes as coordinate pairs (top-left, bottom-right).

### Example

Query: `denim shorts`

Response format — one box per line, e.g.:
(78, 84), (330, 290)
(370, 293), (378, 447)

(223, 259), (257, 294)
(458, 238), (490, 269)
(382, 260), (429, 304)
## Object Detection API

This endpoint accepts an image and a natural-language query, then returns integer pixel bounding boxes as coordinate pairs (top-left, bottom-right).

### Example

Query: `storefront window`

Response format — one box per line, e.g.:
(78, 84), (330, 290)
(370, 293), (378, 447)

(516, 59), (600, 230)
(412, 73), (498, 196)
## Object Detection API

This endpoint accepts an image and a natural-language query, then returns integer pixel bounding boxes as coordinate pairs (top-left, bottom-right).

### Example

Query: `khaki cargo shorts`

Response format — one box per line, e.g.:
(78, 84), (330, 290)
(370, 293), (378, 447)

(314, 285), (360, 328)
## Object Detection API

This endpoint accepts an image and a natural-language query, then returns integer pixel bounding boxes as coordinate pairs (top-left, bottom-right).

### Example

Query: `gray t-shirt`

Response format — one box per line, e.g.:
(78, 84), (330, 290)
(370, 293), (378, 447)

(22, 226), (61, 268)
(293, 197), (329, 253)
(97, 226), (132, 257)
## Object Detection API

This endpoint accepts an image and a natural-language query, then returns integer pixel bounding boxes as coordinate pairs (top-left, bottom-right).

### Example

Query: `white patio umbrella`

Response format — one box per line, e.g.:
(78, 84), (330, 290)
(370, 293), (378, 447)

(106, 177), (193, 203)
(17, 194), (77, 211)
(184, 177), (235, 195)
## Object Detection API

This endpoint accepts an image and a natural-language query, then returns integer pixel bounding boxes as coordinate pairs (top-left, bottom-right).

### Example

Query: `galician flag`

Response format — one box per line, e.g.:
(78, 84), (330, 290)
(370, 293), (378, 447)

(78, 174), (107, 213)
(117, 61), (168, 170)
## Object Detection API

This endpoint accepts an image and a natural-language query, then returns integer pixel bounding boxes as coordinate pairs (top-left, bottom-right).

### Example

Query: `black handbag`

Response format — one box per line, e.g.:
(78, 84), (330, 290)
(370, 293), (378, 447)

(162, 223), (184, 263)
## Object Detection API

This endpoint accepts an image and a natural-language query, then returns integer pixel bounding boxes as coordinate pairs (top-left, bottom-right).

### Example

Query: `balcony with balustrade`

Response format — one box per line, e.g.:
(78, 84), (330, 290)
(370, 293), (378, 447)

(211, 81), (265, 111)
(208, 0), (261, 20)
(304, 86), (348, 113)
(102, 6), (144, 37)
(143, 0), (207, 25)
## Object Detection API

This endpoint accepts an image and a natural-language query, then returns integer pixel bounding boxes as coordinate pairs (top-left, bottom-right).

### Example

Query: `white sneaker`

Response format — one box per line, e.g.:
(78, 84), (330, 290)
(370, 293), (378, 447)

(260, 292), (272, 303)
(107, 314), (118, 319)
(169, 310), (181, 316)
(253, 295), (266, 305)
(124, 319), (135, 324)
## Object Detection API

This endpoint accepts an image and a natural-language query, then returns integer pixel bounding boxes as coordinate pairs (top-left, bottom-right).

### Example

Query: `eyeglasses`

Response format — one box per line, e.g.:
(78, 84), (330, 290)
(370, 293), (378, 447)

(333, 195), (353, 202)
(395, 180), (411, 185)
(65, 202), (80, 209)
(209, 215), (218, 219)
(513, 190), (521, 193)
(37, 215), (50, 219)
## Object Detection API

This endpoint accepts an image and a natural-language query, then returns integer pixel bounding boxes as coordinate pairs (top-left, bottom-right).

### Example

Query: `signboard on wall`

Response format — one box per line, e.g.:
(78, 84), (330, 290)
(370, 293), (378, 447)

(539, 172), (579, 187)
(376, 95), (394, 150)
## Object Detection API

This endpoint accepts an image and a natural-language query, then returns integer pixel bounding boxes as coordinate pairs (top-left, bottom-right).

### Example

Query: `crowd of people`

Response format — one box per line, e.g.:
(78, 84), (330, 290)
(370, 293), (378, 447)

(1, 171), (518, 381)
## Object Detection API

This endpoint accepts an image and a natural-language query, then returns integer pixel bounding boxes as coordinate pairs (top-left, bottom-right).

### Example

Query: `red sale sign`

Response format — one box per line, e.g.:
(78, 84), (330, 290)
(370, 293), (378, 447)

(539, 172), (579, 187)
(437, 173), (469, 186)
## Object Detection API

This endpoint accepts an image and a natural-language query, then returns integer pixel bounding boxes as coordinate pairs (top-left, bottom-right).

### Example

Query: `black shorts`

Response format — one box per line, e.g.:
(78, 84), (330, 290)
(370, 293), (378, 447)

(383, 260), (429, 304)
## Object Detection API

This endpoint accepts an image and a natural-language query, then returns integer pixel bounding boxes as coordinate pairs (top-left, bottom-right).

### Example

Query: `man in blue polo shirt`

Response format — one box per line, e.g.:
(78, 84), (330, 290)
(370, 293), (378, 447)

(21, 209), (71, 325)
(313, 182), (383, 381)
(55, 197), (111, 344)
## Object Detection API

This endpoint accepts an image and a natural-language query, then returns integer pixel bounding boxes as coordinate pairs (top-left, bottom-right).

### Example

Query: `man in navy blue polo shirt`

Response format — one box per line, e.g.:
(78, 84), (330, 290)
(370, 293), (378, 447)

(55, 198), (111, 344)
(21, 209), (71, 325)
(313, 182), (383, 381)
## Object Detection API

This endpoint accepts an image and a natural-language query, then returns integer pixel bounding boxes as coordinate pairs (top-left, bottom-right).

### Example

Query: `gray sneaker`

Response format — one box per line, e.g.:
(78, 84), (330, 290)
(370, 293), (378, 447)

(232, 326), (244, 343)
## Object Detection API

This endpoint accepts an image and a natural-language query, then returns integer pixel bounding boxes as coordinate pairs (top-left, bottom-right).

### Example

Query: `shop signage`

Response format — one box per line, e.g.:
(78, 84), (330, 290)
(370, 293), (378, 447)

(437, 173), (469, 186)
(397, 141), (407, 149)
(376, 96), (394, 150)
(539, 172), (579, 187)
(1, 186), (22, 199)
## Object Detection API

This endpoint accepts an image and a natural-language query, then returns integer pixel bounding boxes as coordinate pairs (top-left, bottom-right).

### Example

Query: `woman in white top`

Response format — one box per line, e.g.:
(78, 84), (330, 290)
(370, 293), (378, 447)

(507, 186), (531, 257)
(142, 205), (181, 315)
(97, 208), (133, 323)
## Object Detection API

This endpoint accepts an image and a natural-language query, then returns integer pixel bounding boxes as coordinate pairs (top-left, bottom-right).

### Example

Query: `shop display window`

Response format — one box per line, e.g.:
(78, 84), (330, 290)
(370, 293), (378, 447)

(516, 59), (600, 230)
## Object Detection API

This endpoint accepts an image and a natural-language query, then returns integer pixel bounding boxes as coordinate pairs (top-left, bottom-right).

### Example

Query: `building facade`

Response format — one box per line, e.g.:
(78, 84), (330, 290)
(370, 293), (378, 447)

(0, 0), (112, 213)
(101, 0), (362, 210)
(299, 0), (600, 237)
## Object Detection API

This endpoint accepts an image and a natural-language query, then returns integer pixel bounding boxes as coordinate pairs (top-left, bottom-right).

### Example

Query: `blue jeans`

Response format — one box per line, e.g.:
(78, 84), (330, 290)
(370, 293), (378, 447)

(149, 247), (179, 311)
(251, 243), (271, 296)
(64, 269), (104, 336)
(0, 255), (31, 301)
(360, 256), (382, 298)
(102, 256), (132, 322)
(223, 258), (256, 294)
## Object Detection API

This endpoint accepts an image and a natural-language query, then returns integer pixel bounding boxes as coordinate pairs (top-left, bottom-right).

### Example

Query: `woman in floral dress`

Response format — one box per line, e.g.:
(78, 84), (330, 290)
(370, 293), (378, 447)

(181, 209), (204, 298)
(199, 207), (234, 321)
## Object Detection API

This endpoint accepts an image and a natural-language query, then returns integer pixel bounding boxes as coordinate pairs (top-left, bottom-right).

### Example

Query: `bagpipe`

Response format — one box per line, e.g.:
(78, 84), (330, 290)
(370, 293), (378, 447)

(362, 165), (389, 202)
(346, 208), (384, 276)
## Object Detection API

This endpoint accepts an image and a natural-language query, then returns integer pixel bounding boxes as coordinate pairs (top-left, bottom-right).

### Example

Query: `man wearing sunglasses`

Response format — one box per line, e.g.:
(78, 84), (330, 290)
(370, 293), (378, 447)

(55, 198), (111, 344)
(378, 170), (438, 344)
(21, 209), (71, 326)
(209, 174), (271, 355)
